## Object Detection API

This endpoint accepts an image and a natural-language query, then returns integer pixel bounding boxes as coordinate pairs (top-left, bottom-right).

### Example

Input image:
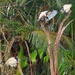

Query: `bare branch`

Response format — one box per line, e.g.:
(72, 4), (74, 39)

(18, 62), (24, 75)
(45, 31), (55, 75)
(0, 40), (4, 75)
(54, 10), (72, 75)
(19, 0), (26, 6)
(24, 41), (33, 75)
(0, 28), (9, 44)
(15, 8), (28, 26)
(60, 10), (72, 27)
(4, 37), (15, 61)
(61, 19), (74, 35)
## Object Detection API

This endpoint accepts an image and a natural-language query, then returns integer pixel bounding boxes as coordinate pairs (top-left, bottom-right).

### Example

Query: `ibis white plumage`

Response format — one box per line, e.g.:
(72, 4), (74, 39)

(37, 10), (58, 22)
(5, 57), (19, 67)
(37, 11), (48, 21)
(60, 4), (72, 13)
(45, 10), (58, 22)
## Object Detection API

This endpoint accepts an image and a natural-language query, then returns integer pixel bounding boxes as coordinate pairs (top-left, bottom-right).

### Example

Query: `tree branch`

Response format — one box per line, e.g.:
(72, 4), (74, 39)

(4, 37), (15, 61)
(18, 62), (24, 75)
(54, 10), (72, 75)
(24, 41), (33, 75)
(61, 19), (74, 35)
(41, 22), (55, 75)
(0, 28), (9, 44)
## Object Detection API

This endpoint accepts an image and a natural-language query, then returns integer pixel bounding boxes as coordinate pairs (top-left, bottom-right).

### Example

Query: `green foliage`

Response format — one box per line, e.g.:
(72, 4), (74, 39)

(38, 48), (44, 59)
(30, 30), (48, 50)
(30, 50), (37, 63)
(25, 30), (75, 74)
(58, 46), (75, 75)
(0, 0), (75, 75)
(44, 55), (49, 63)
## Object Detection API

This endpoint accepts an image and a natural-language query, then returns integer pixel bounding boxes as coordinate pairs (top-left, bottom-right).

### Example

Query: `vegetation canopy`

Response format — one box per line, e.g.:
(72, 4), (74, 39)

(0, 0), (75, 75)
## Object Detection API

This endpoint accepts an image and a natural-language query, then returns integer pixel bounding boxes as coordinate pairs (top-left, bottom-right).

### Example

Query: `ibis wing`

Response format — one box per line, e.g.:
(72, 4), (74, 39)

(45, 10), (58, 22)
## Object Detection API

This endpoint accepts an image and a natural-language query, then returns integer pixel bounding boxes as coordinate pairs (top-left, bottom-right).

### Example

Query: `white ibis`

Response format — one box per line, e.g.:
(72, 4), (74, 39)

(60, 4), (72, 13)
(5, 57), (19, 67)
(37, 10), (48, 21)
(37, 10), (58, 22)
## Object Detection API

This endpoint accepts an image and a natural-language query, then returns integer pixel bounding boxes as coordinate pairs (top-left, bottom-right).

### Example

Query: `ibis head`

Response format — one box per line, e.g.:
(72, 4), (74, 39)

(37, 11), (48, 21)
(60, 4), (72, 13)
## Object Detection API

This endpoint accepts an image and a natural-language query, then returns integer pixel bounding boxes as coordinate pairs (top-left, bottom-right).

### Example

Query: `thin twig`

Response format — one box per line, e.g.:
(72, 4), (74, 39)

(0, 5), (17, 8)
(19, 0), (26, 6)
(15, 8), (28, 26)
(61, 19), (74, 35)
(18, 62), (24, 75)
(24, 41), (33, 75)
(4, 37), (15, 61)
(0, 28), (9, 44)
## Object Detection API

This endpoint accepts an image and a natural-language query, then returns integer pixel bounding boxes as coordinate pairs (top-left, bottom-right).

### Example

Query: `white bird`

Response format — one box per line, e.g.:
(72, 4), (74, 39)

(5, 57), (19, 67)
(37, 11), (48, 21)
(60, 4), (72, 13)
(37, 10), (58, 22)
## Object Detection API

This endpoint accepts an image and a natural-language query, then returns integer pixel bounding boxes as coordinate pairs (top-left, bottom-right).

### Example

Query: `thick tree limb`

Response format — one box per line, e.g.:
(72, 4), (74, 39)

(40, 22), (55, 75)
(54, 10), (72, 75)
(44, 30), (55, 75)
(39, 10), (72, 75)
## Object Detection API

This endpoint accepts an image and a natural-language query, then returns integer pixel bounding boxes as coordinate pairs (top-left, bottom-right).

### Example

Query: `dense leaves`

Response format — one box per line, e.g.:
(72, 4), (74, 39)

(0, 0), (75, 75)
